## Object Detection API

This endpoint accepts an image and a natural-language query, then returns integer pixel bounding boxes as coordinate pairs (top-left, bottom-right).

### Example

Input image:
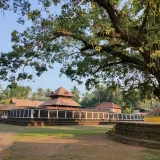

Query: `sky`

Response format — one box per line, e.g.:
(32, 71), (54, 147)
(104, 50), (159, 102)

(0, 2), (86, 95)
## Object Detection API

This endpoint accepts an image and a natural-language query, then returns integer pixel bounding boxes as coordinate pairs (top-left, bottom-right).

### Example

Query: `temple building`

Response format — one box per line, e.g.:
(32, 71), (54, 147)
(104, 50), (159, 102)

(95, 102), (121, 113)
(39, 87), (81, 110)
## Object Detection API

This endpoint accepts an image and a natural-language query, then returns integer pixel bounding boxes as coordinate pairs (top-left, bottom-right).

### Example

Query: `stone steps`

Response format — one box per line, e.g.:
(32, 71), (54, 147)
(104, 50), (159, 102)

(107, 131), (160, 149)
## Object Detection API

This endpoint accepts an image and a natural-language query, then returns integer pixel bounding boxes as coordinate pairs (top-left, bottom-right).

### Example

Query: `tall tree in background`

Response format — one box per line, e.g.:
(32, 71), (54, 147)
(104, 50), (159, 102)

(45, 88), (51, 97)
(36, 88), (44, 100)
(0, 82), (32, 104)
(1, 0), (160, 99)
(70, 86), (81, 103)
(81, 85), (159, 110)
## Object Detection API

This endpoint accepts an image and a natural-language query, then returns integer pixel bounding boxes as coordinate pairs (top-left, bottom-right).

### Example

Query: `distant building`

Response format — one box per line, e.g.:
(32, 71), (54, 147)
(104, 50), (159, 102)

(144, 106), (160, 122)
(132, 107), (151, 116)
(95, 102), (121, 113)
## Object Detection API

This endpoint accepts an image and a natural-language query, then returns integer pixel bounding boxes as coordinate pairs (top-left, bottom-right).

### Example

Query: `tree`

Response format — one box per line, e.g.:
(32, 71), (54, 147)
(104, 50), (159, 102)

(0, 82), (32, 103)
(70, 86), (81, 103)
(81, 85), (124, 108)
(1, 0), (160, 98)
(36, 88), (44, 100)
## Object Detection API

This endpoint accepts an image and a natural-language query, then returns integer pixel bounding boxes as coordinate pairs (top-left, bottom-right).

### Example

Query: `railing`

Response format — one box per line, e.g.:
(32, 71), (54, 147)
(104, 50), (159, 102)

(5, 109), (144, 121)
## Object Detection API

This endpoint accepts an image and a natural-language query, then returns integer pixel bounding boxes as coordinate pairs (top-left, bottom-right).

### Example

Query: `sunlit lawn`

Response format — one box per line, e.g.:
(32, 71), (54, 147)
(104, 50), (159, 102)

(1, 123), (160, 160)
(0, 123), (113, 138)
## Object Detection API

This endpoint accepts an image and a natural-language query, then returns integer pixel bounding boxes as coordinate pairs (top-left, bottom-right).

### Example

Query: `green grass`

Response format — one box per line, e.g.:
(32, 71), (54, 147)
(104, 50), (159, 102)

(143, 150), (160, 160)
(16, 125), (112, 138)
(0, 123), (113, 138)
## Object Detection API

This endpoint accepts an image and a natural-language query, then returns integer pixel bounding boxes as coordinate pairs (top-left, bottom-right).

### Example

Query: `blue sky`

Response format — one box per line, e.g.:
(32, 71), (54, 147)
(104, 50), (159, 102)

(0, 3), (86, 95)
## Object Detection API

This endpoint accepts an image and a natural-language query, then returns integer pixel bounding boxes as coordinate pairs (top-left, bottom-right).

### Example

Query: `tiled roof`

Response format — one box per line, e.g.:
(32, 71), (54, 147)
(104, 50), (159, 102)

(146, 106), (160, 117)
(50, 87), (74, 97)
(0, 104), (17, 110)
(40, 97), (80, 107)
(39, 106), (80, 110)
(11, 99), (44, 107)
(95, 102), (121, 109)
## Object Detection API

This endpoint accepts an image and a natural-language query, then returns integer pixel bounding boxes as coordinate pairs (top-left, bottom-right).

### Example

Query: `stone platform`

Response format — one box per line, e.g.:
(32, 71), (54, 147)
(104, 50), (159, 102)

(108, 121), (160, 149)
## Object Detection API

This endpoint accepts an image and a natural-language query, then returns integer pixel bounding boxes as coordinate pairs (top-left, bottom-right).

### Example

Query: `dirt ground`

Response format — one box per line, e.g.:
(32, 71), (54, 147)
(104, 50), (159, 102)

(0, 132), (15, 160)
(0, 123), (159, 160)
(1, 134), (154, 160)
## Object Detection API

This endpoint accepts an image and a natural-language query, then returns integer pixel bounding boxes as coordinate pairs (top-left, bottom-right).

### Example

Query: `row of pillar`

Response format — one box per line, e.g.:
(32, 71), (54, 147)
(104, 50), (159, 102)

(7, 109), (143, 120)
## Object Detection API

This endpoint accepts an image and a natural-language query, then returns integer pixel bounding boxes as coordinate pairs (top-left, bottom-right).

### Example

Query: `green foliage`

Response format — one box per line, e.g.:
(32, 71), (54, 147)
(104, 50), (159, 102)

(70, 86), (81, 103)
(0, 82), (32, 104)
(30, 88), (51, 101)
(81, 85), (124, 108)
(2, 0), (160, 98)
(122, 107), (132, 114)
(80, 85), (160, 111)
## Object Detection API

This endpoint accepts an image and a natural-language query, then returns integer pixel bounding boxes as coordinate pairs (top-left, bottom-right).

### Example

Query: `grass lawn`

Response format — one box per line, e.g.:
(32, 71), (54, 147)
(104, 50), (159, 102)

(0, 123), (160, 160)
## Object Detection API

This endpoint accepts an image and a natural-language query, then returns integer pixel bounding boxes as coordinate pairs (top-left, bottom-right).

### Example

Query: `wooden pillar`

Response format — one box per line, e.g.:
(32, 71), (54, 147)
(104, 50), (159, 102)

(38, 110), (41, 118)
(31, 110), (33, 118)
(65, 111), (67, 119)
(72, 111), (74, 119)
(27, 110), (29, 118)
(79, 112), (81, 119)
(23, 110), (25, 118)
(92, 112), (93, 119)
(48, 110), (50, 119)
(57, 110), (58, 118)
(19, 110), (21, 118)
(103, 113), (104, 119)
(86, 112), (87, 119)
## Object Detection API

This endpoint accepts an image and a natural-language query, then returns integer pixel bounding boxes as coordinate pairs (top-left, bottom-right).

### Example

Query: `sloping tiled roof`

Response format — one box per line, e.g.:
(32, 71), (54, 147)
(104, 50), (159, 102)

(146, 106), (160, 117)
(0, 104), (17, 110)
(11, 99), (44, 107)
(95, 102), (121, 109)
(50, 87), (74, 97)
(39, 106), (80, 110)
(40, 97), (80, 107)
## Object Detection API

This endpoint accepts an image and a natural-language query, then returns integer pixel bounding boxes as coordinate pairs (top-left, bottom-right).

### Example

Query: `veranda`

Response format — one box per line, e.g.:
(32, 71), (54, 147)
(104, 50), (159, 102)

(7, 109), (144, 121)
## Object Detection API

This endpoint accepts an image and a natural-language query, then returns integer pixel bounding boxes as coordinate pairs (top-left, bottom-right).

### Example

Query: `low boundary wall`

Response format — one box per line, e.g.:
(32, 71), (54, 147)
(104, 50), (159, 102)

(108, 122), (160, 149)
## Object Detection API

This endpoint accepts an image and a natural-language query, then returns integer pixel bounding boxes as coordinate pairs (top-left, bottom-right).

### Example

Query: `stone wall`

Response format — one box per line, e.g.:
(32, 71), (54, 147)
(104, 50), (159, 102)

(4, 118), (111, 126)
(115, 122), (160, 141)
(107, 121), (160, 149)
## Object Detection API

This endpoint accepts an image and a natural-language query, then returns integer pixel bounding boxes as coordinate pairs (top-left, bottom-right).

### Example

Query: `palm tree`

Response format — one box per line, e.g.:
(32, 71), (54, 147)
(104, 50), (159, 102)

(70, 86), (80, 103)
(30, 92), (37, 100)
(23, 86), (32, 99)
(45, 88), (51, 97)
(36, 88), (44, 100)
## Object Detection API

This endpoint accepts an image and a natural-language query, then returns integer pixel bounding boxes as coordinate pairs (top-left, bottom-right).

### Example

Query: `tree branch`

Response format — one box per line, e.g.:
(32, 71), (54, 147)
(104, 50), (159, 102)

(52, 31), (88, 46)
(94, 61), (124, 74)
(138, 3), (150, 36)
(94, 0), (142, 48)
(51, 30), (146, 71)
(101, 46), (146, 70)
(94, 0), (121, 32)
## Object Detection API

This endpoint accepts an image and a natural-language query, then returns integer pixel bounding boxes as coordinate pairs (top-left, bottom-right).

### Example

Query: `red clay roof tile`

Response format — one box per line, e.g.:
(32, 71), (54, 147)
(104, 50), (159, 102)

(11, 99), (44, 107)
(95, 102), (121, 109)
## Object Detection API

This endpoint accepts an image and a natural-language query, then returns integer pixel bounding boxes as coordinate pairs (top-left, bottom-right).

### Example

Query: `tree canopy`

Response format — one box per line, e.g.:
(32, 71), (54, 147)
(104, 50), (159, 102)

(1, 0), (160, 98)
